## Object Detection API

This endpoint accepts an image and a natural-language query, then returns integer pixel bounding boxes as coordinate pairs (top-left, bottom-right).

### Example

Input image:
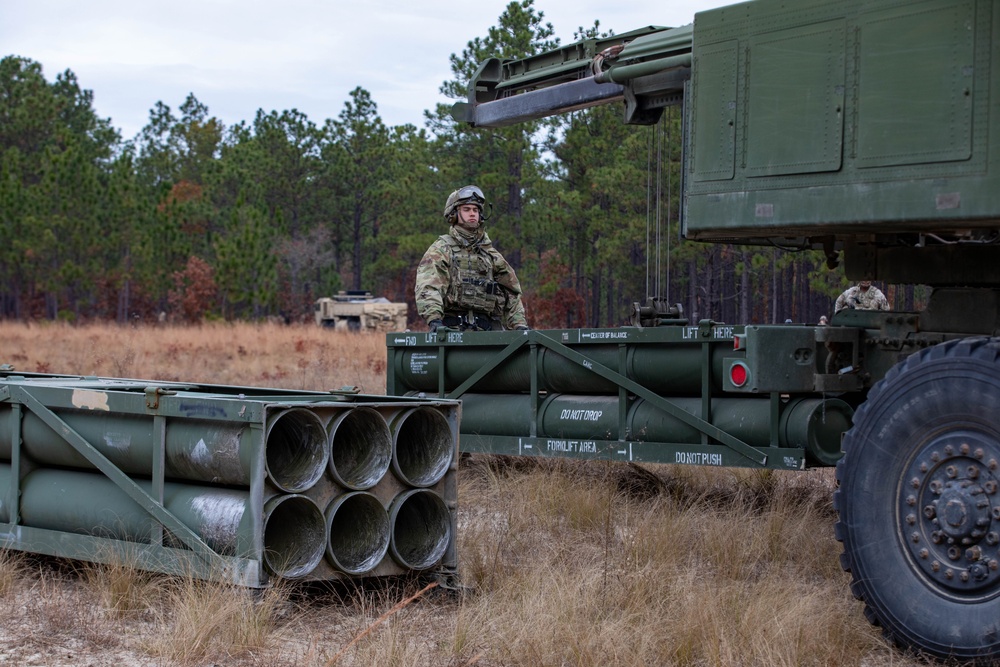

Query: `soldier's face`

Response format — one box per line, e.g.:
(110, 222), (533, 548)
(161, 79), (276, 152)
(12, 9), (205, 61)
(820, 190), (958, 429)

(456, 204), (481, 230)
(859, 281), (871, 290)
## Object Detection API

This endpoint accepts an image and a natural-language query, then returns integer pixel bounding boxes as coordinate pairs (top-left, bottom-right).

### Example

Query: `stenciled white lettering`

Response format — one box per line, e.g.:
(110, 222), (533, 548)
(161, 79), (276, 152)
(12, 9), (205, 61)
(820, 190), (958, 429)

(582, 331), (629, 340)
(674, 451), (724, 466)
(682, 326), (736, 341)
(408, 352), (435, 376)
(546, 440), (599, 454)
(559, 409), (603, 421)
(547, 440), (572, 452)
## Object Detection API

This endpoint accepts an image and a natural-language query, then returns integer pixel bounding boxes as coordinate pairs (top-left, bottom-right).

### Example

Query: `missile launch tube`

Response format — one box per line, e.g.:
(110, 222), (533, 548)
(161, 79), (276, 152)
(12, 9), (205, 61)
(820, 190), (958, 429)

(263, 409), (329, 492)
(324, 491), (391, 574)
(459, 393), (852, 465)
(391, 407), (454, 487)
(261, 494), (328, 577)
(1, 465), (327, 578)
(392, 343), (731, 395)
(0, 405), (329, 493)
(327, 407), (392, 490)
(388, 489), (451, 571)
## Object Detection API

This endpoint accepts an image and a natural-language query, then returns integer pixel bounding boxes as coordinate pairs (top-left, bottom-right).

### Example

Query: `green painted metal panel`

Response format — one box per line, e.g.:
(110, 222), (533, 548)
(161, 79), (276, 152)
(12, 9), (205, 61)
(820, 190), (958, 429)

(684, 0), (999, 243)
(691, 40), (738, 181)
(746, 20), (845, 176)
(456, 434), (808, 471)
(0, 525), (263, 586)
(857, 0), (974, 167)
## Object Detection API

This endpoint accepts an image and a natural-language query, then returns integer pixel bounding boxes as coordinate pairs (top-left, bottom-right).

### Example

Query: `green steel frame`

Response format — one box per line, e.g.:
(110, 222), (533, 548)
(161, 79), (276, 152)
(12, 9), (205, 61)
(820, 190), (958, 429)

(387, 323), (852, 471)
(0, 370), (460, 587)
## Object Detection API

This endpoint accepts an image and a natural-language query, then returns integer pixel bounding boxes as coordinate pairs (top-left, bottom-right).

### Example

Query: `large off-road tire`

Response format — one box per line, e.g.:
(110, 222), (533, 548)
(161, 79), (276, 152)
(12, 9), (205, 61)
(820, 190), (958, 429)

(835, 337), (1000, 663)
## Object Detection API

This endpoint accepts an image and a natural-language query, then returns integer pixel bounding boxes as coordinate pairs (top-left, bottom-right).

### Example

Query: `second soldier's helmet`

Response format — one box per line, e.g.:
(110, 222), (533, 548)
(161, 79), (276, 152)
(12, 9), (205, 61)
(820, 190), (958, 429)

(443, 185), (487, 223)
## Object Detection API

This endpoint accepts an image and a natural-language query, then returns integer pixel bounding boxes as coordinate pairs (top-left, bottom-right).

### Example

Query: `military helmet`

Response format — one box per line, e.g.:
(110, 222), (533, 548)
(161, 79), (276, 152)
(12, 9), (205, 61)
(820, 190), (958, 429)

(443, 185), (486, 223)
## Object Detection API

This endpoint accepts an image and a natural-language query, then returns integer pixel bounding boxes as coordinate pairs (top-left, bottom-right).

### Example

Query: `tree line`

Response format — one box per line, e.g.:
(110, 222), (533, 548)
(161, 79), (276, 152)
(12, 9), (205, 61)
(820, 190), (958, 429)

(0, 1), (918, 329)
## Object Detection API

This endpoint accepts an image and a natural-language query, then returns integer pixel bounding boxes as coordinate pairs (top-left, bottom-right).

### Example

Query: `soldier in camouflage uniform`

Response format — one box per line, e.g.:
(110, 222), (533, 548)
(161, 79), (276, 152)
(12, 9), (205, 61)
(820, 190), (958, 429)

(826, 280), (889, 371)
(834, 280), (889, 313)
(415, 185), (529, 331)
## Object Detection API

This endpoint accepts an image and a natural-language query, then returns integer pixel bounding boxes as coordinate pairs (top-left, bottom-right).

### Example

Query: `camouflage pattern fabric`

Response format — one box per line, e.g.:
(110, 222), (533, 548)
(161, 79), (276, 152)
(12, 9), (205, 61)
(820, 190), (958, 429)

(835, 285), (889, 312)
(415, 225), (528, 329)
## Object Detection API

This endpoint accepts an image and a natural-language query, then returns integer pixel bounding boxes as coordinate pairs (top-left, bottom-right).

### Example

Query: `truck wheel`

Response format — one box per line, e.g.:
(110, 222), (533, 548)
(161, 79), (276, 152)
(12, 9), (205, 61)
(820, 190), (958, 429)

(835, 337), (1000, 662)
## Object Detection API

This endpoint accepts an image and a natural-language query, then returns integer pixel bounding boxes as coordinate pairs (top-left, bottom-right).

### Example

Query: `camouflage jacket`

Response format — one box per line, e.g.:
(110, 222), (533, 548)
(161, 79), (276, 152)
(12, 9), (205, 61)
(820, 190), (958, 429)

(415, 225), (528, 329)
(835, 285), (889, 312)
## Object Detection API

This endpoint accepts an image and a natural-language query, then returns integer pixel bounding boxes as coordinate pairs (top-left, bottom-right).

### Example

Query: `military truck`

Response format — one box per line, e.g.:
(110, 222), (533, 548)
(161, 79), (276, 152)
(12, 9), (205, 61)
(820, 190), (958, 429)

(314, 291), (408, 332)
(386, 0), (1000, 660)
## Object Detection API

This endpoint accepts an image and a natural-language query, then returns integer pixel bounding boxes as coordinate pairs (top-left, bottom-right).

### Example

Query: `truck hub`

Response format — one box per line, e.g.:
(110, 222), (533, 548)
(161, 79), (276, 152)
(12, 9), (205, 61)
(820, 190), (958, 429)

(902, 432), (1000, 597)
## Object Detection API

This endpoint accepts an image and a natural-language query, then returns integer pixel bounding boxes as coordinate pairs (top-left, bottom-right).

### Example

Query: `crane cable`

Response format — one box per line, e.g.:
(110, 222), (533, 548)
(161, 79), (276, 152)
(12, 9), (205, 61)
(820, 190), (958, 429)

(665, 105), (673, 302)
(645, 107), (674, 302)
(655, 108), (663, 299)
(645, 119), (654, 300)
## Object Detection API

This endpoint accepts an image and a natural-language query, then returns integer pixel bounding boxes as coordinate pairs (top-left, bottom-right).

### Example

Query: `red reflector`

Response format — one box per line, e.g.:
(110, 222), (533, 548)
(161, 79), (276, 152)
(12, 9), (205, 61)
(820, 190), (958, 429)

(730, 363), (748, 387)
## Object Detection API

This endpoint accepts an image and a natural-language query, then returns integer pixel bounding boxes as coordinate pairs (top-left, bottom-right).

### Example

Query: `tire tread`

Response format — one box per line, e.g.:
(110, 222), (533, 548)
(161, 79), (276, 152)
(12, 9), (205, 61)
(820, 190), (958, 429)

(834, 337), (1000, 662)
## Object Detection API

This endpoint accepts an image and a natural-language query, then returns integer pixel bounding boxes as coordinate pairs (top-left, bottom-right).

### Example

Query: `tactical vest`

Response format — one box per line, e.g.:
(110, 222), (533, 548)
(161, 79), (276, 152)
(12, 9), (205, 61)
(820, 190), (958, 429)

(440, 234), (502, 315)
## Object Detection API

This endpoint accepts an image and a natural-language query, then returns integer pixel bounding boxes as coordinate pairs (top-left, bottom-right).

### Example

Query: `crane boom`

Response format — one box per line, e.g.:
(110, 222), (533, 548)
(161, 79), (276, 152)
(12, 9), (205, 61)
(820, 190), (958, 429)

(451, 25), (692, 127)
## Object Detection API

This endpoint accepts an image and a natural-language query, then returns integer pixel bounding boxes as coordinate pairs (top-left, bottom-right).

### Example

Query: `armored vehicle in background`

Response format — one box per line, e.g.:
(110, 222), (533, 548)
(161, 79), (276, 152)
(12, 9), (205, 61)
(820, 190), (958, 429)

(315, 291), (408, 332)
(388, 0), (1000, 660)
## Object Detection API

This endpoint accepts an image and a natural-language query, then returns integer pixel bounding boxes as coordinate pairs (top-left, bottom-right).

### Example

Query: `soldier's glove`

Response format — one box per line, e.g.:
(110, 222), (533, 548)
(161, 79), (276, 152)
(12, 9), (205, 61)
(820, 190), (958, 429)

(515, 325), (530, 331)
(428, 319), (445, 332)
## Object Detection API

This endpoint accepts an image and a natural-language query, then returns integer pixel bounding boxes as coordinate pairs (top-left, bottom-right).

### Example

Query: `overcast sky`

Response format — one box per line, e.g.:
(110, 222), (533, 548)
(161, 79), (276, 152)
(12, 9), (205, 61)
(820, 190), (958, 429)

(2, 0), (722, 141)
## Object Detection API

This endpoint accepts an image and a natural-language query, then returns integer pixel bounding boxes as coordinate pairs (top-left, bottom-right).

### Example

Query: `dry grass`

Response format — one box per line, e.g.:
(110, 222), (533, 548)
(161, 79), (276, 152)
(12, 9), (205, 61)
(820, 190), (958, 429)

(81, 549), (167, 620)
(0, 547), (27, 597)
(0, 321), (921, 666)
(0, 320), (388, 394)
(143, 577), (291, 663)
(453, 458), (886, 667)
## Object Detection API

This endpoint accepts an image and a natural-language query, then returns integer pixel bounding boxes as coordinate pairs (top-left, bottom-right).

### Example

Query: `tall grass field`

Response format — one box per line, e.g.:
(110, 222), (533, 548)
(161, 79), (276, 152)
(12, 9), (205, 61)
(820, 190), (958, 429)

(0, 321), (920, 666)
